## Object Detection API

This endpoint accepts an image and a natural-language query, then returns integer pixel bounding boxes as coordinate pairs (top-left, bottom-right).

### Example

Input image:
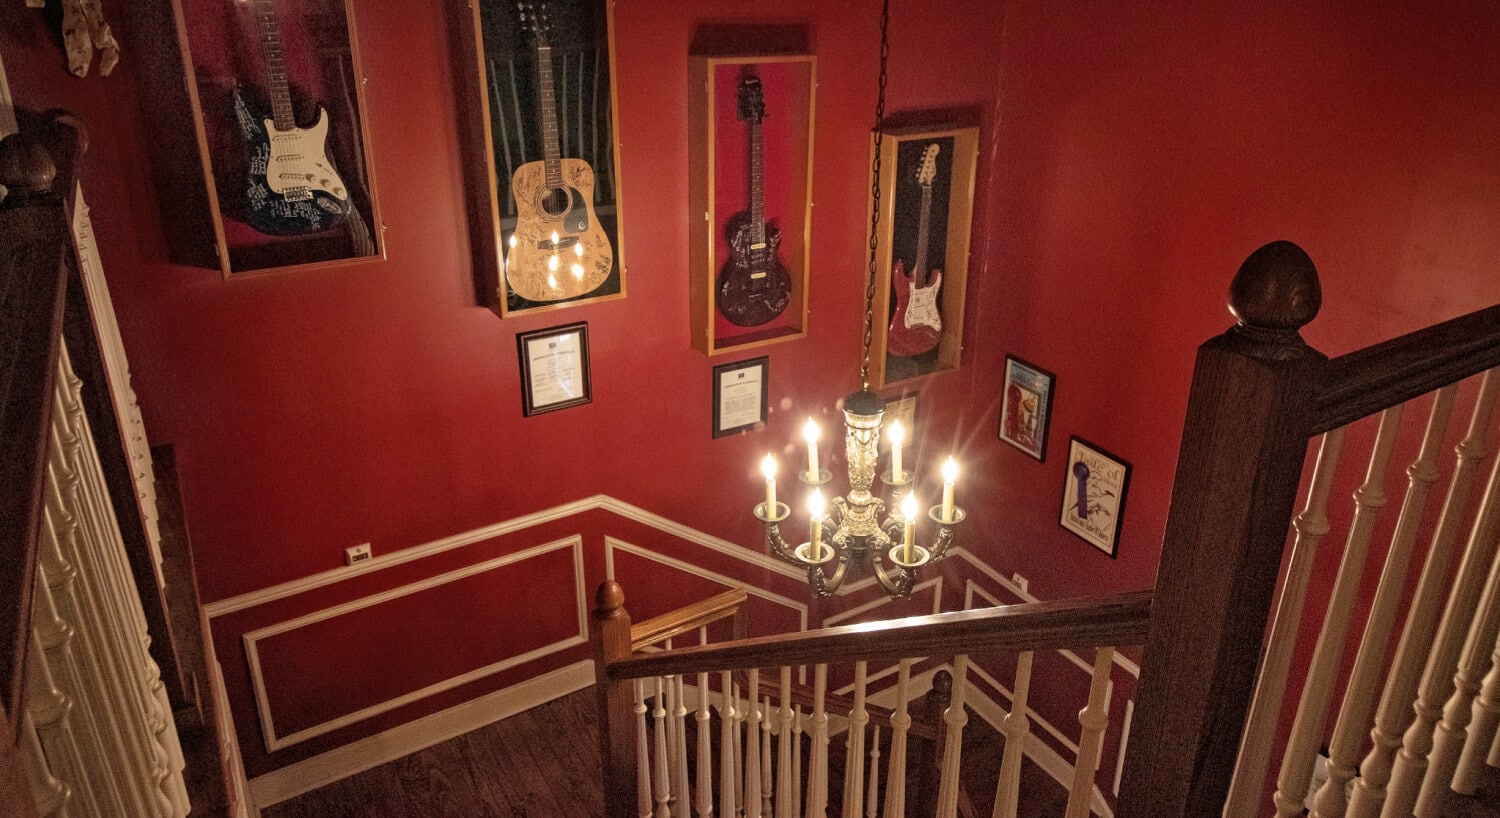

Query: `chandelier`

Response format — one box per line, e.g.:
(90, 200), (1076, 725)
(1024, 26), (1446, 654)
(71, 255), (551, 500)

(750, 0), (964, 598)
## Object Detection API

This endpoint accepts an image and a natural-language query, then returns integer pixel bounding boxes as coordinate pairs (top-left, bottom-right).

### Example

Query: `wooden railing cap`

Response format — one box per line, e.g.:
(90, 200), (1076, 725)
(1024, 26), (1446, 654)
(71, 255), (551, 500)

(596, 579), (626, 614)
(0, 133), (56, 198)
(1228, 240), (1322, 343)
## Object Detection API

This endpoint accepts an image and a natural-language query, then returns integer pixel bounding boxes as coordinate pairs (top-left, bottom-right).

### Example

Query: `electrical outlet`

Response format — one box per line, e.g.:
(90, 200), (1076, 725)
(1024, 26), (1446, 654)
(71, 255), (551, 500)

(345, 543), (372, 566)
(1011, 572), (1029, 595)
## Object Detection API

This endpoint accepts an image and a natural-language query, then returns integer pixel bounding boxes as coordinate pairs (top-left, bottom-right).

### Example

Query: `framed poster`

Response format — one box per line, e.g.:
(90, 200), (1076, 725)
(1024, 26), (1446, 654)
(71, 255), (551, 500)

(517, 322), (592, 416)
(454, 0), (626, 317)
(1059, 437), (1131, 557)
(171, 0), (383, 277)
(712, 356), (769, 438)
(866, 125), (979, 388)
(998, 355), (1055, 461)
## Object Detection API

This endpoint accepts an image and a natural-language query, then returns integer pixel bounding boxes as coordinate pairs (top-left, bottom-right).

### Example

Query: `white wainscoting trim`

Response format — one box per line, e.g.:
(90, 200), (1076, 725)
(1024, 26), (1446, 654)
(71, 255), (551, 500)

(245, 536), (587, 752)
(604, 536), (809, 633)
(821, 577), (942, 626)
(247, 659), (595, 809)
(964, 578), (1140, 678)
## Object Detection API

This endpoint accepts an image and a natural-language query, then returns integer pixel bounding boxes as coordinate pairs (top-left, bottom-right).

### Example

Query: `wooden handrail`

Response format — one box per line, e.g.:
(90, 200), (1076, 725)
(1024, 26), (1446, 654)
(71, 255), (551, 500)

(604, 590), (1152, 682)
(1315, 303), (1500, 434)
(0, 126), (76, 746)
(630, 588), (747, 652)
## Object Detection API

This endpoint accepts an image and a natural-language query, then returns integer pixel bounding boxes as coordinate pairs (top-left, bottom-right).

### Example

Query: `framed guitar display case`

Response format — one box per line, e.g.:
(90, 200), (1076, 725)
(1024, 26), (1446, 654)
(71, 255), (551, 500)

(171, 0), (384, 278)
(688, 52), (815, 355)
(453, 0), (626, 318)
(866, 125), (978, 389)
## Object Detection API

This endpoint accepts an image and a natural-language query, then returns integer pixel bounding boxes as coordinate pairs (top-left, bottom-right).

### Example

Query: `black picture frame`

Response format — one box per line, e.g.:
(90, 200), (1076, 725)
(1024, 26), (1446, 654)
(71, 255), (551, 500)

(1059, 436), (1131, 558)
(517, 322), (592, 416)
(998, 355), (1056, 462)
(711, 356), (770, 438)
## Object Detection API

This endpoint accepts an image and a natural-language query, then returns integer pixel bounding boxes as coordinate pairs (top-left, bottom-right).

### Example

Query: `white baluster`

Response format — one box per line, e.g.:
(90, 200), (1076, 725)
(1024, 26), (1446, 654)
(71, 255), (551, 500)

(1354, 368), (1500, 815)
(1227, 427), (1348, 814)
(719, 672), (738, 818)
(761, 696), (774, 817)
(792, 705), (803, 817)
(1455, 628), (1500, 793)
(866, 724), (881, 818)
(777, 666), (794, 818)
(810, 664), (831, 818)
(746, 670), (763, 818)
(25, 627), (87, 817)
(884, 659), (913, 818)
(637, 679), (655, 818)
(1317, 388), (1457, 817)
(993, 651), (1034, 818)
(845, 661), (870, 818)
(936, 655), (970, 818)
(1420, 516), (1500, 809)
(22, 707), (72, 817)
(1277, 407), (1404, 817)
(1066, 648), (1112, 818)
(1388, 430), (1500, 818)
(698, 670), (714, 817)
(674, 674), (692, 814)
(655, 677), (673, 818)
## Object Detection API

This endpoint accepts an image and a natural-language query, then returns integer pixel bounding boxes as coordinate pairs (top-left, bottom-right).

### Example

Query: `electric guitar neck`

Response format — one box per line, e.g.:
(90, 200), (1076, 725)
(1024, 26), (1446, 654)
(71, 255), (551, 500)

(716, 71), (792, 328)
(886, 143), (943, 356)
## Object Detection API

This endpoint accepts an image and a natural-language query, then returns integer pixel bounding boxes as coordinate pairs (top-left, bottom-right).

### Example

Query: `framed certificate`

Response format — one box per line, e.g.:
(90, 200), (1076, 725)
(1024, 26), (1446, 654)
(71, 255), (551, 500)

(517, 322), (592, 416)
(1059, 436), (1131, 558)
(712, 356), (769, 438)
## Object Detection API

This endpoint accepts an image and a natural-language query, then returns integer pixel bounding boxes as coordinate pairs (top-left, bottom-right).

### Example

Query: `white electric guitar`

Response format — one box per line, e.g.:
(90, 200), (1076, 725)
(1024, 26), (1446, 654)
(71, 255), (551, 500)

(887, 144), (943, 357)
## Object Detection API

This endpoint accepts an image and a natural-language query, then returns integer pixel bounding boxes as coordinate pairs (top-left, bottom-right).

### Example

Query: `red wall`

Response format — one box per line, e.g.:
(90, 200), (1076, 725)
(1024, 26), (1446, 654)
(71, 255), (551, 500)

(7, 0), (1500, 792)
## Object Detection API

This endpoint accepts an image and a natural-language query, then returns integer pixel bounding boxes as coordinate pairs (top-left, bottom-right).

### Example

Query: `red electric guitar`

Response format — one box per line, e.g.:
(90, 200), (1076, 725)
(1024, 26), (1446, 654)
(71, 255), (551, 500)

(887, 144), (943, 356)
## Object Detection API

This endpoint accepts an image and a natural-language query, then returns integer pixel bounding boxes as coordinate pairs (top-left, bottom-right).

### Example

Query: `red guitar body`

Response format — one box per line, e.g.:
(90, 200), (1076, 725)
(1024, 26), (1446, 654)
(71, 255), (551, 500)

(887, 259), (943, 356)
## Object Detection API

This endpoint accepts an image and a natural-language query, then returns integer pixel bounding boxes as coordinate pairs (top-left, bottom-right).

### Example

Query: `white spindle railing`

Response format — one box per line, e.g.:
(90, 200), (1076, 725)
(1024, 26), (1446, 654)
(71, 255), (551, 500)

(866, 725), (881, 818)
(745, 670), (762, 818)
(1314, 387), (1457, 817)
(1351, 369), (1500, 815)
(672, 673), (691, 815)
(844, 661), (870, 818)
(1066, 647), (1113, 818)
(653, 677), (672, 818)
(635, 680), (653, 818)
(993, 651), (1033, 818)
(760, 695), (773, 817)
(718, 671), (737, 818)
(22, 709), (71, 817)
(935, 655), (970, 818)
(810, 663), (830, 818)
(883, 659), (912, 818)
(777, 666), (794, 818)
(696, 669), (712, 818)
(1226, 426), (1347, 814)
(1275, 406), (1403, 817)
(1454, 626), (1500, 793)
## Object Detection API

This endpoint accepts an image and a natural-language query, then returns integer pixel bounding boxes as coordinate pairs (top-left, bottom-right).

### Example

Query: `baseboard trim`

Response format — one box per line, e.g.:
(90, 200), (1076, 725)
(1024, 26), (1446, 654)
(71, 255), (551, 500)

(247, 659), (595, 809)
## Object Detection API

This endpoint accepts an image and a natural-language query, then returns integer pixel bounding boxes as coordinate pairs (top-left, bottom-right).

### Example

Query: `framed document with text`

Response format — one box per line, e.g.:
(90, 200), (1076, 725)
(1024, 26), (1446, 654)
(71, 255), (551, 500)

(712, 356), (769, 438)
(517, 322), (592, 416)
(1059, 436), (1130, 558)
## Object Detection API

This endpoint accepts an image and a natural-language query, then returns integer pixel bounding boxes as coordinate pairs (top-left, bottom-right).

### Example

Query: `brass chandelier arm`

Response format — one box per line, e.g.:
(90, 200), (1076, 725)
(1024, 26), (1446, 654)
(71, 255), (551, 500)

(870, 554), (918, 598)
(807, 556), (850, 597)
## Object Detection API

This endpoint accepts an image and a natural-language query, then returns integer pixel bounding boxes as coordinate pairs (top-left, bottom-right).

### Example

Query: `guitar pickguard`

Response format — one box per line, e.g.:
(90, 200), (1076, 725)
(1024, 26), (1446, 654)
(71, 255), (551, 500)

(234, 91), (352, 236)
(903, 269), (943, 333)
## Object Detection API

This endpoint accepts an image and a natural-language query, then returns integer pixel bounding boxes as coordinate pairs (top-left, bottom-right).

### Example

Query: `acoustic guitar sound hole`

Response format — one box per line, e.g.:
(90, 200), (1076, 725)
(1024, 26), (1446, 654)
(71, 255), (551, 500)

(540, 186), (570, 218)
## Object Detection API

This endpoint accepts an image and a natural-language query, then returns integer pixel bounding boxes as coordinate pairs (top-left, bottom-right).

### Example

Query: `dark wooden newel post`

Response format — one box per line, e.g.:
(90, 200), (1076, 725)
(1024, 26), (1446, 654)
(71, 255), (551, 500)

(593, 580), (637, 818)
(1117, 242), (1326, 816)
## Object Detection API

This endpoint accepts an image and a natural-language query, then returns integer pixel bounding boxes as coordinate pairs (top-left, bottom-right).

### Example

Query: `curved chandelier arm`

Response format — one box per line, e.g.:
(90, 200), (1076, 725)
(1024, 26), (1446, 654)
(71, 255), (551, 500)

(869, 555), (918, 598)
(763, 523), (807, 567)
(807, 554), (850, 598)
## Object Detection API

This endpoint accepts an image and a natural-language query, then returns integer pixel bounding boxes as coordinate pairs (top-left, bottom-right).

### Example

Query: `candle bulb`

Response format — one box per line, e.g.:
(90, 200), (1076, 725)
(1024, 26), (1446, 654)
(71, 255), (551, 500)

(808, 490), (826, 561)
(761, 454), (777, 514)
(803, 418), (821, 480)
(902, 492), (918, 563)
(888, 420), (905, 478)
(941, 457), (959, 523)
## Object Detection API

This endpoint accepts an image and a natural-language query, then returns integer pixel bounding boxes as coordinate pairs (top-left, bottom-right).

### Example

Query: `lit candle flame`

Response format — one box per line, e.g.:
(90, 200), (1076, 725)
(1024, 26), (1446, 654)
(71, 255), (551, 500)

(808, 489), (826, 519)
(888, 420), (904, 448)
(901, 492), (918, 519)
(761, 454), (777, 481)
(802, 418), (820, 445)
(942, 457), (959, 484)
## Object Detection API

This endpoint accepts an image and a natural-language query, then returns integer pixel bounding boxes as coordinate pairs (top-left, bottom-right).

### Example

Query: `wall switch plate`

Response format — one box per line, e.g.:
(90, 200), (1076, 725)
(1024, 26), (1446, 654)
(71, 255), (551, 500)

(345, 543), (372, 566)
(1011, 572), (1029, 595)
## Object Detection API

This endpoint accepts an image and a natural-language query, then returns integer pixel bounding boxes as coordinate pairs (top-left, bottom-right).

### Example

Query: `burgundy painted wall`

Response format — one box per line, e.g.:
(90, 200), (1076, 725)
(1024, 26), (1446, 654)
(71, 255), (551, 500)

(7, 0), (1500, 790)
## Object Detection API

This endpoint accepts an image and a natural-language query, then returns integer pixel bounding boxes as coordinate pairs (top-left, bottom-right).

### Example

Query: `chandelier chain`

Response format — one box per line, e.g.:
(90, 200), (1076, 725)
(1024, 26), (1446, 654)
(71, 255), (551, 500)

(859, 0), (891, 392)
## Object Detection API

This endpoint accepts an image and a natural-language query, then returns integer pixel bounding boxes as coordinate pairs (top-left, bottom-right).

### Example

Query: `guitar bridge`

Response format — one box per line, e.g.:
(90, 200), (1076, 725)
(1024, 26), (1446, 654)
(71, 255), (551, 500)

(282, 186), (312, 203)
(538, 235), (580, 251)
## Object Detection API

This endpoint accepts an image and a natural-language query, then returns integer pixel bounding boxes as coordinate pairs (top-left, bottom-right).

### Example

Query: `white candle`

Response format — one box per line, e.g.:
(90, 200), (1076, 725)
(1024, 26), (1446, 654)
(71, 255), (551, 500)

(941, 457), (959, 523)
(803, 418), (821, 480)
(888, 420), (905, 478)
(902, 493), (918, 563)
(761, 454), (777, 513)
(808, 490), (826, 560)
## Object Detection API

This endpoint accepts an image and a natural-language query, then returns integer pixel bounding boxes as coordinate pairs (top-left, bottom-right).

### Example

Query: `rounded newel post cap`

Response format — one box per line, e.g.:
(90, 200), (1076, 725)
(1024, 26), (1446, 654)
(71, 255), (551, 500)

(595, 580), (625, 613)
(0, 133), (57, 196)
(1229, 240), (1321, 335)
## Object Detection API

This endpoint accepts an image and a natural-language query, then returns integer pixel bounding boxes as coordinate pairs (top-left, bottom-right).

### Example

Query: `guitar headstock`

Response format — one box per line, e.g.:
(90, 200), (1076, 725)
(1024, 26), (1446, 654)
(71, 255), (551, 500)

(737, 74), (765, 124)
(916, 143), (940, 186)
(517, 1), (551, 48)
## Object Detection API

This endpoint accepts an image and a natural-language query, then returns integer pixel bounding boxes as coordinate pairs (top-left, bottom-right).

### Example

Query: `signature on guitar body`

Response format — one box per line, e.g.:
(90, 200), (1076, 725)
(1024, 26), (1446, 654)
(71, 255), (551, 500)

(506, 1), (612, 303)
(236, 0), (350, 235)
(887, 143), (944, 357)
(716, 71), (792, 327)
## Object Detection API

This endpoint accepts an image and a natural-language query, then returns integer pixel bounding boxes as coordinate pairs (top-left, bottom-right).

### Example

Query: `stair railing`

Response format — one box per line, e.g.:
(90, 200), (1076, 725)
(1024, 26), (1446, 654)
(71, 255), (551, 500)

(593, 580), (1151, 818)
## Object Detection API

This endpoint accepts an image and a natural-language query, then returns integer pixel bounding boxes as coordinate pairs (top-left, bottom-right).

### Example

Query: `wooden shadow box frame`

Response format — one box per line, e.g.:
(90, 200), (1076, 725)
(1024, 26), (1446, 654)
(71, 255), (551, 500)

(170, 0), (385, 278)
(688, 53), (815, 356)
(866, 126), (978, 389)
(451, 0), (628, 318)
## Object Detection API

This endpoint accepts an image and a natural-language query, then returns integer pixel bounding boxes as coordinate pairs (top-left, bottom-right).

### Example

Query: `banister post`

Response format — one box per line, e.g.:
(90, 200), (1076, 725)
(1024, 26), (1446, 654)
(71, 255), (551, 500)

(1116, 241), (1326, 816)
(593, 580), (637, 818)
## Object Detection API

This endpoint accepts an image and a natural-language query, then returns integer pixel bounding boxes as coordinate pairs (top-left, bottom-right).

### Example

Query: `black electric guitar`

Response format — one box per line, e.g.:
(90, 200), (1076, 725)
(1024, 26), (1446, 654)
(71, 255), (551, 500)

(716, 72), (792, 327)
(233, 0), (351, 235)
(506, 1), (613, 302)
